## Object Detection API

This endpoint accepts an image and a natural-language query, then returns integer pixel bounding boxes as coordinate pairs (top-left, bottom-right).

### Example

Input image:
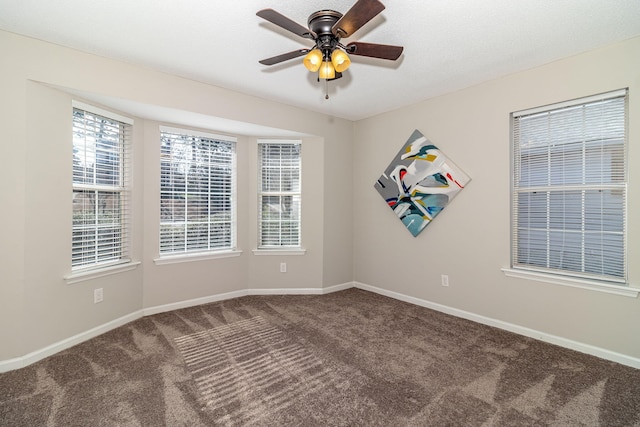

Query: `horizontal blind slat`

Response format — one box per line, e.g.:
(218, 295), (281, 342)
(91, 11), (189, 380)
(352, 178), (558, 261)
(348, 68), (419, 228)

(512, 91), (627, 283)
(159, 129), (236, 255)
(258, 141), (302, 248)
(72, 107), (131, 270)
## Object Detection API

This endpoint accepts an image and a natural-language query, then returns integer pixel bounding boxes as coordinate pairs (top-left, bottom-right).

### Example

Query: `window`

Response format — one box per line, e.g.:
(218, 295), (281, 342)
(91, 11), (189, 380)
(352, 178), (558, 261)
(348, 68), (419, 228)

(511, 89), (627, 285)
(258, 141), (302, 248)
(160, 127), (236, 256)
(72, 107), (131, 270)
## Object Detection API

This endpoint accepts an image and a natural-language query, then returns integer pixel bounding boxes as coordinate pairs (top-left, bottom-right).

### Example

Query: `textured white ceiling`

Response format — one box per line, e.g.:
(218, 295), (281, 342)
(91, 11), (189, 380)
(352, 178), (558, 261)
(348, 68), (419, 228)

(1, 0), (640, 121)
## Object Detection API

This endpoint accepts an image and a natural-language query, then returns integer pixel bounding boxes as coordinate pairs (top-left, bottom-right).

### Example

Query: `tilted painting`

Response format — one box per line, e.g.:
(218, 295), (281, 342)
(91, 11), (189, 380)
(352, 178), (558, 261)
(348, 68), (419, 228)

(374, 129), (471, 237)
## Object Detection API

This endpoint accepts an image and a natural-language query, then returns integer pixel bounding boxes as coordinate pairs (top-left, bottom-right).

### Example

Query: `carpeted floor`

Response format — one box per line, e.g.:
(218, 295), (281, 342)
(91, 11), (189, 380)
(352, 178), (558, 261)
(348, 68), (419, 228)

(1, 288), (640, 426)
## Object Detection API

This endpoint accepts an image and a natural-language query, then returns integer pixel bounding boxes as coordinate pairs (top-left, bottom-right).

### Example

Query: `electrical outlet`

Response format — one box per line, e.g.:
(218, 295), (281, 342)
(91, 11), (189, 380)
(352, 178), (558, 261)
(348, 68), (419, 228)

(94, 288), (103, 303)
(441, 274), (449, 287)
(280, 262), (287, 273)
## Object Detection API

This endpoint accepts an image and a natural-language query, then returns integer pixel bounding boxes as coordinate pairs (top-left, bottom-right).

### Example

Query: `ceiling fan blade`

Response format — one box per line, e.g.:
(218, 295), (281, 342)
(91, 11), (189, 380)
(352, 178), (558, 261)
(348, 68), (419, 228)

(257, 9), (316, 39)
(346, 42), (403, 60)
(332, 0), (385, 38)
(259, 49), (310, 66)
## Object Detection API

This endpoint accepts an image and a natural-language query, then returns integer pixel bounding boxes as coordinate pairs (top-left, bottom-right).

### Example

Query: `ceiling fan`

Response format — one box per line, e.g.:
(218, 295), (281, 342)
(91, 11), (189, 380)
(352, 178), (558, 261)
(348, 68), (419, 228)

(256, 0), (403, 97)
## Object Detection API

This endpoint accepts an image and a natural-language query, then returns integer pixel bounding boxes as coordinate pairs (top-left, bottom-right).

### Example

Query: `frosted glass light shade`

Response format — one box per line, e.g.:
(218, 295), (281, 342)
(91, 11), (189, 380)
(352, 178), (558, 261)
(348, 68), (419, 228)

(331, 49), (351, 72)
(318, 61), (336, 79)
(303, 49), (323, 72)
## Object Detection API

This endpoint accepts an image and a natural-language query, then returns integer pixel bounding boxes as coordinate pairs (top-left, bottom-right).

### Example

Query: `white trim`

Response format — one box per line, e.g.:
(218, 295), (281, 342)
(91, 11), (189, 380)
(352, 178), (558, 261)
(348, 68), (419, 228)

(154, 250), (242, 265)
(73, 183), (129, 192)
(64, 260), (141, 285)
(0, 283), (355, 372)
(353, 281), (640, 369)
(501, 268), (638, 298)
(248, 288), (325, 295)
(252, 248), (306, 256)
(5, 280), (638, 373)
(512, 88), (627, 117)
(256, 138), (302, 145)
(72, 100), (134, 125)
(0, 310), (142, 373)
(321, 282), (354, 294)
(515, 183), (627, 193)
(142, 282), (352, 315)
(248, 282), (352, 296)
(143, 289), (249, 316)
(159, 125), (237, 142)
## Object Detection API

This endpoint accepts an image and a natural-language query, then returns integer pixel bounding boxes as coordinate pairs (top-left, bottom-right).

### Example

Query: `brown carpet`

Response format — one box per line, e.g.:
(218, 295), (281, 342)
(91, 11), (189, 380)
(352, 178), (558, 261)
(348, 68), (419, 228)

(1, 288), (640, 426)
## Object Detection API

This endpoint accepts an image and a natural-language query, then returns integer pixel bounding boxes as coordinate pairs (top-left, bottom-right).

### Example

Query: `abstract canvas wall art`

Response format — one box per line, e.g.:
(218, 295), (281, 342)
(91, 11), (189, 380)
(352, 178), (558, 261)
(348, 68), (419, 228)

(374, 129), (471, 237)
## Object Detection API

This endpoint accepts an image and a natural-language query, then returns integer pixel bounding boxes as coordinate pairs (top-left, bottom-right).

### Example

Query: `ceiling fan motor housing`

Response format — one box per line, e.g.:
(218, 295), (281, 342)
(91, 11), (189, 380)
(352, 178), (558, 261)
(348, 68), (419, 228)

(307, 10), (342, 36)
(308, 10), (343, 53)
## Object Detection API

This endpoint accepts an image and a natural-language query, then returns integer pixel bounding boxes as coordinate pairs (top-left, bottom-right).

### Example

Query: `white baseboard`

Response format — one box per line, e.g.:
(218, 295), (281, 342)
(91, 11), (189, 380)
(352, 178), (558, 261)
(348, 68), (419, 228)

(143, 289), (249, 316)
(0, 310), (143, 373)
(4, 280), (637, 373)
(248, 282), (354, 296)
(353, 281), (640, 370)
(143, 282), (354, 315)
(321, 282), (355, 294)
(248, 288), (325, 296)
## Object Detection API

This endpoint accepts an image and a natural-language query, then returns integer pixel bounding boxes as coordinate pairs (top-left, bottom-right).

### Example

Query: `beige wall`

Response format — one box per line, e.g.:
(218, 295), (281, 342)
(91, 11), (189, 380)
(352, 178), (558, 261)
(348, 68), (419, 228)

(0, 30), (354, 361)
(21, 82), (145, 355)
(0, 34), (27, 360)
(246, 136), (326, 291)
(353, 36), (640, 358)
(2, 26), (639, 365)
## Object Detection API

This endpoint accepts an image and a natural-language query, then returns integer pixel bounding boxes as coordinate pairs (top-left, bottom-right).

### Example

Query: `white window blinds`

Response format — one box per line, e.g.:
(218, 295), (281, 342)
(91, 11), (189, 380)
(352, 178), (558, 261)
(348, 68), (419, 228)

(511, 89), (627, 284)
(258, 141), (302, 248)
(72, 107), (131, 269)
(160, 128), (236, 255)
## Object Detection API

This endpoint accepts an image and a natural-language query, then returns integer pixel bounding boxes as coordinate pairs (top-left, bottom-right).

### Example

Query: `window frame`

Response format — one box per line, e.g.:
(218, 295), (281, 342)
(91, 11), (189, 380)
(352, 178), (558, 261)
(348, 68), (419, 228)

(256, 139), (303, 251)
(504, 89), (635, 296)
(157, 126), (239, 261)
(69, 102), (133, 277)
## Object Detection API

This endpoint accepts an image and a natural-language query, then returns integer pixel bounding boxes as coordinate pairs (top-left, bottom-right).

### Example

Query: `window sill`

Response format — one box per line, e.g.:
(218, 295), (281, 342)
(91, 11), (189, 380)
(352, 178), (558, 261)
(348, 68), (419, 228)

(154, 249), (242, 265)
(65, 260), (141, 285)
(501, 268), (638, 298)
(252, 248), (306, 256)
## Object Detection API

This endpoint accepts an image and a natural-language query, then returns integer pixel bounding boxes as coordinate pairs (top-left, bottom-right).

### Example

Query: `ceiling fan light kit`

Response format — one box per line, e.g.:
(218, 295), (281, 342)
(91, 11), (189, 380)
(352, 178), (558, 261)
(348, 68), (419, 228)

(319, 60), (336, 80)
(303, 49), (323, 72)
(331, 49), (351, 73)
(257, 0), (403, 97)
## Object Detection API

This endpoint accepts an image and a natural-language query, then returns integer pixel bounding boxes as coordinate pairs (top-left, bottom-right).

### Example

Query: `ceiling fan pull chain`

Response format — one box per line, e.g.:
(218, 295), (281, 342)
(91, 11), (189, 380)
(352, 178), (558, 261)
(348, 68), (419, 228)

(325, 79), (330, 99)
